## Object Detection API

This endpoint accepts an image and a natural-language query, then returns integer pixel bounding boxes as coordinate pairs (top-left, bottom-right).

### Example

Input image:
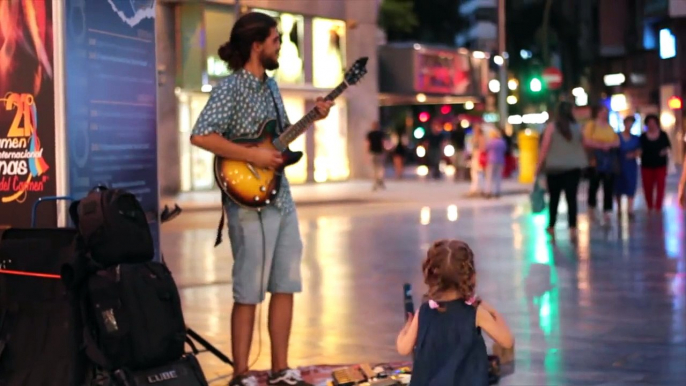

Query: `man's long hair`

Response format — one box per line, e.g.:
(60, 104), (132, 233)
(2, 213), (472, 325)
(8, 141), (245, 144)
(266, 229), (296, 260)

(218, 12), (277, 71)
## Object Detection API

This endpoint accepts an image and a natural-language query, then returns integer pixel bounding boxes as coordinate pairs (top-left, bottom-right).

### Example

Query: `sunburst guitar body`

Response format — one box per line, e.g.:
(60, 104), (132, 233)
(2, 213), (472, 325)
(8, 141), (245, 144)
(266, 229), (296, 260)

(213, 56), (369, 210)
(214, 119), (302, 209)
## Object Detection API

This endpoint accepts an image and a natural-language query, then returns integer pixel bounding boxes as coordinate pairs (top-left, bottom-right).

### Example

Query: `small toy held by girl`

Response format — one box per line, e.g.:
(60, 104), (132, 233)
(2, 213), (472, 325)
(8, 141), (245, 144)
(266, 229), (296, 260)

(396, 239), (514, 386)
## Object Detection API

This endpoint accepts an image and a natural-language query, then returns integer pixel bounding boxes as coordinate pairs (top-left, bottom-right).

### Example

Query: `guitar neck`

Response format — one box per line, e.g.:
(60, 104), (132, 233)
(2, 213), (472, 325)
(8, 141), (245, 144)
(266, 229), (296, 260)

(275, 81), (349, 146)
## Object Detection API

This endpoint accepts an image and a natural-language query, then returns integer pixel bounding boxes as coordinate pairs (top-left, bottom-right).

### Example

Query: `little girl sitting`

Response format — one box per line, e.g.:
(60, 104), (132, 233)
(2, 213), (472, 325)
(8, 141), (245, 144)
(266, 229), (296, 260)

(396, 239), (514, 385)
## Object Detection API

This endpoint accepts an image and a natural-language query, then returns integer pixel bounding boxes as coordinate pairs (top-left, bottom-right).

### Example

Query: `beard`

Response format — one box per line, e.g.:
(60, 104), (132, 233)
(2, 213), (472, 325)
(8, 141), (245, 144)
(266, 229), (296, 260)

(261, 51), (279, 71)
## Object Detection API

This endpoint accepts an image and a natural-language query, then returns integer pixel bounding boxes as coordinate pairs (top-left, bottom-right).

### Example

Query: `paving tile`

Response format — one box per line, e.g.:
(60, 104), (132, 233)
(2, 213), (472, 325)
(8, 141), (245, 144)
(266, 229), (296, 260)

(163, 180), (686, 385)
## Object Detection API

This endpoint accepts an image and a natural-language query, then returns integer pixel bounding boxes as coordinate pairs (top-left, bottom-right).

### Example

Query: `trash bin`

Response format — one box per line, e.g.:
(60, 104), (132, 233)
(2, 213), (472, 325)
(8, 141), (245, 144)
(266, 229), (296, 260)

(517, 129), (540, 184)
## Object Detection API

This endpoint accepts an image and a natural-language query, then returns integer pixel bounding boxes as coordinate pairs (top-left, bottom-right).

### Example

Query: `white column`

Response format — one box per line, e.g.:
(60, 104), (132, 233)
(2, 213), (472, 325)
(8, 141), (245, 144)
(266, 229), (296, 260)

(345, 0), (379, 179)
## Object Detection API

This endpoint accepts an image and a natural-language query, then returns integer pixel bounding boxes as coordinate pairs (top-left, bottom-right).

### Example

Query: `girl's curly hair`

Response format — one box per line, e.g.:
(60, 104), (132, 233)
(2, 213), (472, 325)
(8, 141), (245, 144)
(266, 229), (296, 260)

(422, 239), (476, 309)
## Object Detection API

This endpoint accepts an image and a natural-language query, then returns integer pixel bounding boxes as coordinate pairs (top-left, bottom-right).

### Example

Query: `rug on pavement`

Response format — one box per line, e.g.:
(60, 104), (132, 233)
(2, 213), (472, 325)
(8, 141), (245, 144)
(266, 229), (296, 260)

(243, 361), (412, 385)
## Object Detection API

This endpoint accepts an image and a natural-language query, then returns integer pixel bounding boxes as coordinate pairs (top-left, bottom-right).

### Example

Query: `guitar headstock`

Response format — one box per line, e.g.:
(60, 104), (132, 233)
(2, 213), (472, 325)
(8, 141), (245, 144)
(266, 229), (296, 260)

(344, 57), (369, 86)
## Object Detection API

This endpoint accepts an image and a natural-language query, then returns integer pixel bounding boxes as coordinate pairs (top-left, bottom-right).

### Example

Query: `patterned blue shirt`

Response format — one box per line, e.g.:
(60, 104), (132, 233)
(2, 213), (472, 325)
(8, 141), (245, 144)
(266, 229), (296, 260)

(191, 69), (294, 214)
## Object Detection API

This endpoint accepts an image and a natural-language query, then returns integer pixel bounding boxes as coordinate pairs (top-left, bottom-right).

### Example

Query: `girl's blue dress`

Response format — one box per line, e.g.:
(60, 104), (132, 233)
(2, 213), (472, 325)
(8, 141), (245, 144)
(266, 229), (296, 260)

(615, 133), (640, 197)
(409, 300), (488, 386)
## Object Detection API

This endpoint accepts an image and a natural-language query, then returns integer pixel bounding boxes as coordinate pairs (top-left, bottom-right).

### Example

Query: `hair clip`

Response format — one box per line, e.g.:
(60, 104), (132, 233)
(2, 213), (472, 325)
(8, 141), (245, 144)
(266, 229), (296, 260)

(428, 300), (439, 309)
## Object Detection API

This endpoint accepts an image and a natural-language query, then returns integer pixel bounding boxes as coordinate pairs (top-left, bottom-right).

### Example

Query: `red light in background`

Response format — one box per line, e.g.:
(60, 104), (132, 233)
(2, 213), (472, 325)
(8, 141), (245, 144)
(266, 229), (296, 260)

(419, 112), (430, 122)
(440, 105), (451, 114)
(668, 96), (682, 110)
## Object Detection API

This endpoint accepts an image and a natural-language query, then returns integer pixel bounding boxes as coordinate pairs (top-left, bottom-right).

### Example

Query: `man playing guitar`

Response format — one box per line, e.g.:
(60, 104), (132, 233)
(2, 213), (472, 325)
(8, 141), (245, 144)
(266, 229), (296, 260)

(190, 12), (333, 386)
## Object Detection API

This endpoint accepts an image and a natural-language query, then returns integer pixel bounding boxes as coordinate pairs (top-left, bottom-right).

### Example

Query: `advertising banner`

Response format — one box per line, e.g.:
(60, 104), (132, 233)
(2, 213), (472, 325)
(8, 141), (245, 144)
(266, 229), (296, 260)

(414, 50), (473, 95)
(0, 0), (57, 228)
(64, 0), (160, 253)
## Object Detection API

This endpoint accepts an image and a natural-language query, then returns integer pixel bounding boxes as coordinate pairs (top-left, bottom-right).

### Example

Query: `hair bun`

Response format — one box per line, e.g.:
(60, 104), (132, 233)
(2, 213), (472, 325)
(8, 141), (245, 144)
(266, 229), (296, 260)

(218, 41), (234, 62)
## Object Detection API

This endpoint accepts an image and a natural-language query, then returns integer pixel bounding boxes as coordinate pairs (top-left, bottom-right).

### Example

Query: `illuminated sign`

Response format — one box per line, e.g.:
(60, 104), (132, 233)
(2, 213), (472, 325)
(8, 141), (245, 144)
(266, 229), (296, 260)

(659, 28), (676, 59)
(603, 73), (626, 87)
(414, 50), (472, 95)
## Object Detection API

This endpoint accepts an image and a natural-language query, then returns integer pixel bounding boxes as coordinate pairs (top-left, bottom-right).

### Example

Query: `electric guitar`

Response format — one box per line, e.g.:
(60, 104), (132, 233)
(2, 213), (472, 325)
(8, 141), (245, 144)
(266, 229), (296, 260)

(214, 57), (369, 209)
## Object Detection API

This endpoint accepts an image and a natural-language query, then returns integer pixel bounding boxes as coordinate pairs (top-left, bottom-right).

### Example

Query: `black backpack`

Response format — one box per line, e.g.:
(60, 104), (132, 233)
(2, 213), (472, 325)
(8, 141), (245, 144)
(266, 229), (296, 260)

(69, 186), (154, 267)
(63, 187), (188, 377)
(73, 261), (187, 373)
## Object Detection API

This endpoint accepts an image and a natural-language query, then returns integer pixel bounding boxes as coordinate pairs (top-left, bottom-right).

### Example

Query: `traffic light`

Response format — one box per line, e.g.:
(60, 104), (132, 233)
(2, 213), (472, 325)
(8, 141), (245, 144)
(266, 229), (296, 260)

(419, 112), (430, 123)
(529, 77), (542, 93)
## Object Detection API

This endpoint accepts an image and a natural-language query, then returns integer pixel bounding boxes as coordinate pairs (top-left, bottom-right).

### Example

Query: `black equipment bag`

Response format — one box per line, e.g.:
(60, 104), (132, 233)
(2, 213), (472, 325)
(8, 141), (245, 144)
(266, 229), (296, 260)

(0, 229), (87, 386)
(69, 186), (154, 267)
(77, 261), (187, 372)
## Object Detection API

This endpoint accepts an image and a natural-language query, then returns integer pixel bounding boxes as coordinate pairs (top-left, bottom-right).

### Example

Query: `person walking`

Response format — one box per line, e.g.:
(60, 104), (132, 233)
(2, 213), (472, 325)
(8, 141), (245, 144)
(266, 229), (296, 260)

(536, 101), (588, 238)
(484, 129), (507, 198)
(614, 116), (641, 218)
(583, 104), (619, 224)
(366, 121), (387, 190)
(640, 114), (672, 212)
(468, 123), (486, 196)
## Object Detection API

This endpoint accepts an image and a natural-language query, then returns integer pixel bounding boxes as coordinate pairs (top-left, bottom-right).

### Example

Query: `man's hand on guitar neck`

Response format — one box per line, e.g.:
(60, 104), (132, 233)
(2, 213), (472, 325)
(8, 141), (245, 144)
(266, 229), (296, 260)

(315, 97), (334, 120)
(249, 147), (283, 169)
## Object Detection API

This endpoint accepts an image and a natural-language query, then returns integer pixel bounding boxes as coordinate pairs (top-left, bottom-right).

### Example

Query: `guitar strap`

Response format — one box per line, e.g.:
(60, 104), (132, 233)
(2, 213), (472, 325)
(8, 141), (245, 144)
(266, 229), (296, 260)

(267, 87), (285, 134)
(214, 86), (285, 247)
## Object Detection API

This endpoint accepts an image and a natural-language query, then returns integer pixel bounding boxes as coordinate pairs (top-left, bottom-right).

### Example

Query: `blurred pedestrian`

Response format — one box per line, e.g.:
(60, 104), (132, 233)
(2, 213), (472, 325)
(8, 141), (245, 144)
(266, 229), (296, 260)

(425, 120), (446, 180)
(468, 123), (486, 196)
(640, 114), (671, 212)
(583, 104), (619, 224)
(450, 125), (467, 181)
(536, 101), (588, 238)
(366, 121), (387, 191)
(484, 128), (507, 198)
(614, 116), (641, 218)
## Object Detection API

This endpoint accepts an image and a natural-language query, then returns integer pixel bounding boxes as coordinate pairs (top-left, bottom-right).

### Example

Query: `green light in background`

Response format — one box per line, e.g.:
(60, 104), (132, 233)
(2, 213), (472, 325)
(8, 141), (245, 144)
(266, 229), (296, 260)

(530, 78), (542, 92)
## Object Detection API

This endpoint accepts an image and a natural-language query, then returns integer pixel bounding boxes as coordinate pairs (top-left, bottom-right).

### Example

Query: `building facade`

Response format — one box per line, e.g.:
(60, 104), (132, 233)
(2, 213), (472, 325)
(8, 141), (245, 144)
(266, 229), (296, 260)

(455, 0), (498, 52)
(593, 0), (683, 162)
(155, 0), (379, 195)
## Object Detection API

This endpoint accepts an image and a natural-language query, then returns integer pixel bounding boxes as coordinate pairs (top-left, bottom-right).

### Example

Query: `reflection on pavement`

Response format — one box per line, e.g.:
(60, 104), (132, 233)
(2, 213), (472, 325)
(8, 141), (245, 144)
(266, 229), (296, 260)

(164, 194), (686, 384)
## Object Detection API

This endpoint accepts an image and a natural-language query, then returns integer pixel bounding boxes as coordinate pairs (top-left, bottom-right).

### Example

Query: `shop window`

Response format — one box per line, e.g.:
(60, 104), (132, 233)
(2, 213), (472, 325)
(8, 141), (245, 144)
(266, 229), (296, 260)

(282, 96), (307, 184)
(312, 18), (346, 88)
(253, 9), (305, 85)
(178, 92), (216, 191)
(204, 5), (235, 80)
(314, 100), (349, 182)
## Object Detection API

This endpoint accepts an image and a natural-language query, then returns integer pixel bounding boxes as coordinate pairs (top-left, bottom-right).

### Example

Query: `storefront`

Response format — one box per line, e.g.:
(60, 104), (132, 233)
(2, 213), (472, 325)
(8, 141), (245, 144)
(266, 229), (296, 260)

(158, 1), (372, 193)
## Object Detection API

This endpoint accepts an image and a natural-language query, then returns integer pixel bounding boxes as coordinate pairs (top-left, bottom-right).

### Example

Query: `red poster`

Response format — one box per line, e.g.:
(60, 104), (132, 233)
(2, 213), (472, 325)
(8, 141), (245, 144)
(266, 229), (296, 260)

(0, 0), (56, 228)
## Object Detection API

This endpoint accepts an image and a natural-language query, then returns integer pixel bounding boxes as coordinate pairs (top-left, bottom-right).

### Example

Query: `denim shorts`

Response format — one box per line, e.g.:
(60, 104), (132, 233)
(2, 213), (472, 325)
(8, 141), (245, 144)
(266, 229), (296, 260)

(226, 205), (303, 304)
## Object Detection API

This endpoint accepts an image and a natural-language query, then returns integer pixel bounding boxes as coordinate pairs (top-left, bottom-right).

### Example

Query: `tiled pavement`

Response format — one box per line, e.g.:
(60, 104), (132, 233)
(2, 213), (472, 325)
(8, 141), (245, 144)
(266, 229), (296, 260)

(162, 178), (686, 385)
